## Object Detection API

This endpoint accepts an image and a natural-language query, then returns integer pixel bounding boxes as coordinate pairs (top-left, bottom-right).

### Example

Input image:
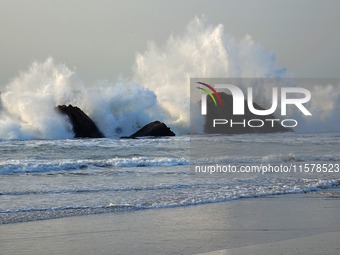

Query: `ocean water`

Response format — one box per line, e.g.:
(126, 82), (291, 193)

(1, 133), (339, 224)
(1, 17), (340, 224)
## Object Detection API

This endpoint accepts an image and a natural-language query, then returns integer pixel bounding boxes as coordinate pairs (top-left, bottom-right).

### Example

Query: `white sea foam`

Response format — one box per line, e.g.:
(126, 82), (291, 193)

(134, 17), (288, 133)
(1, 178), (339, 219)
(0, 17), (339, 140)
(0, 58), (160, 139)
(0, 157), (190, 174)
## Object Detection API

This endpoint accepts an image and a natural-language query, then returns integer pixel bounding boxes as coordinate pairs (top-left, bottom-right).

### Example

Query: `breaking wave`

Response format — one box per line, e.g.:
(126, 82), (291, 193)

(0, 157), (190, 174)
(0, 17), (339, 140)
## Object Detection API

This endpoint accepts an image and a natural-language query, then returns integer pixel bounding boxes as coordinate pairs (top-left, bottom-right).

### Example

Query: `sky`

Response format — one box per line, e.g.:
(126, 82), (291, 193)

(1, 0), (340, 88)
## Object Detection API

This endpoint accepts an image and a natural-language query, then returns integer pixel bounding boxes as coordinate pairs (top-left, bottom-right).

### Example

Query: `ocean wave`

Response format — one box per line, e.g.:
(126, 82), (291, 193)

(262, 153), (340, 163)
(1, 18), (340, 140)
(1, 179), (339, 225)
(0, 157), (190, 174)
(0, 17), (290, 140)
(0, 184), (190, 196)
(197, 153), (340, 165)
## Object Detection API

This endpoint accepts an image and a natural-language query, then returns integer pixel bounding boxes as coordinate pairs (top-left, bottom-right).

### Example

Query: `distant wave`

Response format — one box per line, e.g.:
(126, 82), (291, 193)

(0, 184), (190, 196)
(0, 157), (190, 174)
(262, 153), (340, 163)
(1, 152), (338, 174)
(197, 153), (340, 165)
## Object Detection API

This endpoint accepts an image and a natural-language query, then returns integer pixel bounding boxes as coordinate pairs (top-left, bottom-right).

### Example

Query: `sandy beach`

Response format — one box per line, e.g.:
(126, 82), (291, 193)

(195, 231), (340, 255)
(0, 189), (339, 255)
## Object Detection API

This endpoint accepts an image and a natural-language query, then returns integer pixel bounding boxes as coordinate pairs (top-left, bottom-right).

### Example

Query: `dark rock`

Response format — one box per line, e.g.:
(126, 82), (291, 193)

(205, 92), (292, 134)
(56, 105), (104, 138)
(123, 121), (175, 138)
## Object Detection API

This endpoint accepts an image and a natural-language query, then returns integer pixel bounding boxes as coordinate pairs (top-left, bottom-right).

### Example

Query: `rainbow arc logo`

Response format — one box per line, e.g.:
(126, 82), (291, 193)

(196, 82), (223, 106)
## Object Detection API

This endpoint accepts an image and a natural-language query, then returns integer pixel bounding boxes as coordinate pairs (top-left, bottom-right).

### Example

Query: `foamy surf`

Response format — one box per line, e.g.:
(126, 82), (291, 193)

(2, 18), (339, 140)
(0, 157), (190, 174)
(1, 133), (339, 224)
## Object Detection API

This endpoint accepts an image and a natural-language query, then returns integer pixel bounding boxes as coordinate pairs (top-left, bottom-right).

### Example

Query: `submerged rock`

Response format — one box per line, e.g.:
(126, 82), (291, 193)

(56, 105), (104, 138)
(123, 121), (175, 138)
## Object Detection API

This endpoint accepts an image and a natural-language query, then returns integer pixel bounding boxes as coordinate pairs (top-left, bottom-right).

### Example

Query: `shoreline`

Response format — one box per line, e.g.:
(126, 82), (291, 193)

(1, 189), (340, 255)
(1, 185), (339, 225)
